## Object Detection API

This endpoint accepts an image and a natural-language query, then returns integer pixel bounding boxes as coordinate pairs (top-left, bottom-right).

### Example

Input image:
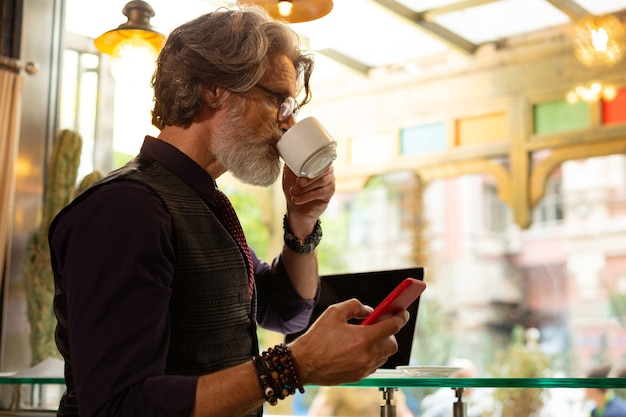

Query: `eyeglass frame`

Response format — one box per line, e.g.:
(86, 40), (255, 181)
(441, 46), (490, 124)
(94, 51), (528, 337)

(254, 84), (300, 122)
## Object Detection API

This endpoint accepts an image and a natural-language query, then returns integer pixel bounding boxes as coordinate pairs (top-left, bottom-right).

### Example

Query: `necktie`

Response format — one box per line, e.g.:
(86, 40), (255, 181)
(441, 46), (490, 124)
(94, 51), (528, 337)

(213, 189), (254, 299)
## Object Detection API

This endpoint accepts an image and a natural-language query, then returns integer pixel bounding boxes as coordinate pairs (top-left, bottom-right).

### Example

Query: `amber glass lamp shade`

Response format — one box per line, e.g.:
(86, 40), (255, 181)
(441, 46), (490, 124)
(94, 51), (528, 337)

(573, 14), (626, 68)
(237, 0), (333, 23)
(94, 0), (166, 57)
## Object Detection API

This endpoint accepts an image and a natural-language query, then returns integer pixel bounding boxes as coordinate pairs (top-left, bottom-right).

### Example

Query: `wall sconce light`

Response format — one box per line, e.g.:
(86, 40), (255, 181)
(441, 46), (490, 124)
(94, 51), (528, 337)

(237, 0), (333, 23)
(572, 14), (626, 68)
(94, 1), (166, 80)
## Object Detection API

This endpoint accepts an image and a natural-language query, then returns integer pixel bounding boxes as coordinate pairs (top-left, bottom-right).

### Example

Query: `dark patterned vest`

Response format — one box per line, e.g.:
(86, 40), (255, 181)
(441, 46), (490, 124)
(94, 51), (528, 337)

(76, 154), (258, 375)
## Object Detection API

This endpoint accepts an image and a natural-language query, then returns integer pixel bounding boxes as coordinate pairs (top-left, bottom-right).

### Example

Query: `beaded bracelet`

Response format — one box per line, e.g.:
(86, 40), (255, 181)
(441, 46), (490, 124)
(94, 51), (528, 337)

(252, 355), (278, 405)
(283, 214), (322, 254)
(260, 343), (305, 402)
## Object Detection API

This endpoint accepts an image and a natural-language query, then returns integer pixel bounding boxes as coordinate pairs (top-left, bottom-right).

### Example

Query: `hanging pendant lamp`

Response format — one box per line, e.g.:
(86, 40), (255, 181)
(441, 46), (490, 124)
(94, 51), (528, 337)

(237, 0), (333, 23)
(572, 13), (626, 68)
(94, 0), (166, 56)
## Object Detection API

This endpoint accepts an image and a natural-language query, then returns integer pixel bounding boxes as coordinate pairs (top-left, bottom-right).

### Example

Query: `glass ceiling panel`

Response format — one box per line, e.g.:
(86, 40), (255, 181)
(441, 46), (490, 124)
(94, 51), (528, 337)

(292, 0), (449, 67)
(65, 0), (626, 76)
(573, 0), (626, 15)
(394, 0), (469, 12)
(433, 0), (570, 44)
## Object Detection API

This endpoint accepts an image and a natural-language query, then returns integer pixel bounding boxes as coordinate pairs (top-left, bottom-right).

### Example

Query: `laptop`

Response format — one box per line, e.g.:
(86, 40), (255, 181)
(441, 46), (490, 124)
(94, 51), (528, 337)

(286, 267), (424, 369)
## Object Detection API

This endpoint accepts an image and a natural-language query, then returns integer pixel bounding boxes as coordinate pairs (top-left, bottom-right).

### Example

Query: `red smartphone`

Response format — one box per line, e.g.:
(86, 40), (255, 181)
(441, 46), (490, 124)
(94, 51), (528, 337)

(360, 277), (426, 325)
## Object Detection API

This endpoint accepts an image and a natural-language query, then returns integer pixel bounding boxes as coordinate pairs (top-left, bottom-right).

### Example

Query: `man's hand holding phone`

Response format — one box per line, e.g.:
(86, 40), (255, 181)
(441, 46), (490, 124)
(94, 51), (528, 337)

(288, 277), (424, 386)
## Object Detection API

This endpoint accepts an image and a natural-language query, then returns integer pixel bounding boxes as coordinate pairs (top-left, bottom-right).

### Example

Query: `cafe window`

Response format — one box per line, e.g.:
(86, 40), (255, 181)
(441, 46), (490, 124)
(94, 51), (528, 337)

(336, 171), (422, 272)
(483, 181), (511, 233)
(532, 171), (564, 228)
(59, 48), (100, 181)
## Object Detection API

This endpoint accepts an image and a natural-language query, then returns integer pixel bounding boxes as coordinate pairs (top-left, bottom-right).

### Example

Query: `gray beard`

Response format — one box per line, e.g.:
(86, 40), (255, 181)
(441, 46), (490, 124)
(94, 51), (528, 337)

(211, 111), (283, 187)
(215, 140), (282, 186)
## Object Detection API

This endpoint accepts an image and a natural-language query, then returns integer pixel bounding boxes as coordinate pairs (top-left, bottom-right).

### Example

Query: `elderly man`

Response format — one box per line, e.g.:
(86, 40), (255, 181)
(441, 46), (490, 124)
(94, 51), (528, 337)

(50, 6), (408, 417)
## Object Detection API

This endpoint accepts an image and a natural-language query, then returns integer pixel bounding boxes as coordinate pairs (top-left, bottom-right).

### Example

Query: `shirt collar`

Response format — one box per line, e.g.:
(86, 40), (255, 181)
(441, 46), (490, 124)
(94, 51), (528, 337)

(139, 136), (217, 205)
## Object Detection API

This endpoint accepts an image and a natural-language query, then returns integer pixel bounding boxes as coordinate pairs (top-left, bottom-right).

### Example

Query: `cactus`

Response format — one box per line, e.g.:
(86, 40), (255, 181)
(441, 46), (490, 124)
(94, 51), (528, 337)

(22, 129), (102, 365)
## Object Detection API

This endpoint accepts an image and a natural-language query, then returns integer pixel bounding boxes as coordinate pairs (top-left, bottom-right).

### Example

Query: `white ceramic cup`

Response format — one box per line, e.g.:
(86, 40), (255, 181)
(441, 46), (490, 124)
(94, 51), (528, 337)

(276, 117), (337, 179)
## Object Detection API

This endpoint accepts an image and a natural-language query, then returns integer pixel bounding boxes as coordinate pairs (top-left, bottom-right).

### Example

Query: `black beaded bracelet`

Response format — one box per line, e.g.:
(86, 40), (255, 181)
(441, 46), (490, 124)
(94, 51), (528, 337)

(261, 343), (305, 399)
(283, 214), (322, 254)
(252, 355), (278, 405)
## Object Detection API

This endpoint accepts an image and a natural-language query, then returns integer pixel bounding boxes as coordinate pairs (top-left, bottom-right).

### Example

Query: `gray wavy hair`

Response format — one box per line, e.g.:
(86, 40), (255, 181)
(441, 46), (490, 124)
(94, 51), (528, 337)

(151, 6), (315, 129)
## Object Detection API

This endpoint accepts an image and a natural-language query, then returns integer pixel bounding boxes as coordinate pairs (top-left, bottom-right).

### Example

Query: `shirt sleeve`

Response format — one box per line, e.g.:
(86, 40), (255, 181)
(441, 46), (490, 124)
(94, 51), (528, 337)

(51, 181), (197, 417)
(253, 249), (318, 334)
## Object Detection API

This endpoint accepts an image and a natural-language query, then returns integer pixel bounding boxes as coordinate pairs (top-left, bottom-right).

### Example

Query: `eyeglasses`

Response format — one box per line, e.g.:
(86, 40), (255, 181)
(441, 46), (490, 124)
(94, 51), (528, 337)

(254, 84), (300, 123)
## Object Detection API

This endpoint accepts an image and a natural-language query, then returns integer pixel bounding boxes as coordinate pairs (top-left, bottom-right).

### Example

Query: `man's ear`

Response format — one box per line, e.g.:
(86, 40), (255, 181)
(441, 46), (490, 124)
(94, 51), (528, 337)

(202, 85), (218, 104)
(203, 85), (224, 109)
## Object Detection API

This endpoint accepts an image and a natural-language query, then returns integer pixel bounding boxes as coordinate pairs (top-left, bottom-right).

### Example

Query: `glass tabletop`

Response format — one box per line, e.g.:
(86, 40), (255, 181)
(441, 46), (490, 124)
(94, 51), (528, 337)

(0, 377), (65, 384)
(341, 370), (626, 389)
(345, 377), (626, 389)
(2, 374), (625, 389)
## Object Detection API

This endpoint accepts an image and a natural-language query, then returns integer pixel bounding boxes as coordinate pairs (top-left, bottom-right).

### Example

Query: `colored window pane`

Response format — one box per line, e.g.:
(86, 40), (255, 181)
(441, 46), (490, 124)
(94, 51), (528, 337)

(533, 100), (591, 134)
(400, 122), (447, 155)
(602, 88), (626, 125)
(456, 112), (507, 146)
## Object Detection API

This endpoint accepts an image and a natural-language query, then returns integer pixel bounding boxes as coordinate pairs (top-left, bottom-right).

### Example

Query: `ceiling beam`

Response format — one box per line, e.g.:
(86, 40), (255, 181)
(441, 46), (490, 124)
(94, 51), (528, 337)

(423, 0), (499, 18)
(370, 0), (478, 55)
(316, 48), (371, 76)
(414, 20), (479, 54)
(544, 0), (589, 20)
(299, 34), (371, 75)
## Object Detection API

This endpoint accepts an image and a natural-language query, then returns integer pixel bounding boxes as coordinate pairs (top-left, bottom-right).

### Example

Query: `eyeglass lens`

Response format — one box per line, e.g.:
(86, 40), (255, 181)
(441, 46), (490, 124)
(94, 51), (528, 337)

(254, 84), (299, 122)
(279, 97), (298, 122)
